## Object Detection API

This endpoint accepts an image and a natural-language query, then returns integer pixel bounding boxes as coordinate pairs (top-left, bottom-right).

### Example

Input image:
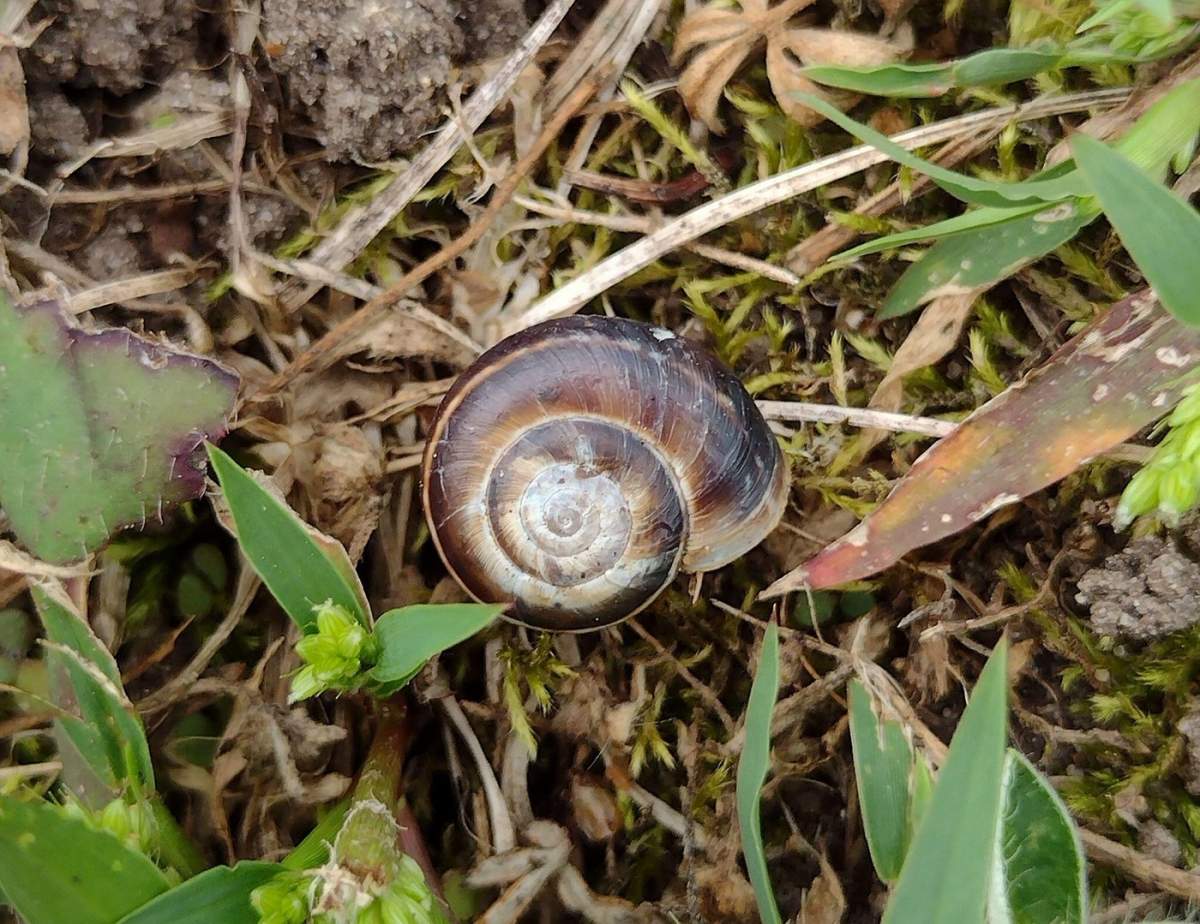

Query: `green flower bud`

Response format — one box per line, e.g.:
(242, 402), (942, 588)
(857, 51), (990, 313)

(290, 601), (378, 701)
(251, 872), (310, 924)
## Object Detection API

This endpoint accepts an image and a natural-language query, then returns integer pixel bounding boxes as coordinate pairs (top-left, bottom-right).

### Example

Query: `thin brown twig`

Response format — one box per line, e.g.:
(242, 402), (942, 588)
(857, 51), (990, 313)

(626, 618), (736, 735)
(254, 74), (604, 398)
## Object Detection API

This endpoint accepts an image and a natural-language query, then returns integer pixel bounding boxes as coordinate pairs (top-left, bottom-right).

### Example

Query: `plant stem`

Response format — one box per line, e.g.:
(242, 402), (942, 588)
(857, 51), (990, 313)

(335, 698), (409, 886)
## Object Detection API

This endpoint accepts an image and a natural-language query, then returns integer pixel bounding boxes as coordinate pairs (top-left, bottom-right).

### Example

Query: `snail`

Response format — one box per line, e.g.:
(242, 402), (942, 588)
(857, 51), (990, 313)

(421, 316), (789, 632)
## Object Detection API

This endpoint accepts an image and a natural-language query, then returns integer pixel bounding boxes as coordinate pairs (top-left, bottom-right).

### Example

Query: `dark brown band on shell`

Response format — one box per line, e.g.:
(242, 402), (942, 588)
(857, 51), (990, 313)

(422, 316), (788, 631)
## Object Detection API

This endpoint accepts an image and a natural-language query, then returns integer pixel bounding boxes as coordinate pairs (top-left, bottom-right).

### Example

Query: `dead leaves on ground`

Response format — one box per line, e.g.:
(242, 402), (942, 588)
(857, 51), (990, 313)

(673, 0), (912, 131)
(764, 290), (1200, 594)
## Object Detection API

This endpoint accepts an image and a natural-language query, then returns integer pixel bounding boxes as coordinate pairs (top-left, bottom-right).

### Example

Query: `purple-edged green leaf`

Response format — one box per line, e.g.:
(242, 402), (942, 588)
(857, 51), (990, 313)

(0, 295), (238, 563)
(1072, 132), (1200, 328)
(763, 290), (1200, 594)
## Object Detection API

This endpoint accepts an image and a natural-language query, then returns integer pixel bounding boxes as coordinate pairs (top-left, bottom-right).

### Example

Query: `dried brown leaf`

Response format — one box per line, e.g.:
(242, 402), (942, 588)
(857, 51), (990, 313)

(674, 0), (911, 130)
(0, 49), (29, 156)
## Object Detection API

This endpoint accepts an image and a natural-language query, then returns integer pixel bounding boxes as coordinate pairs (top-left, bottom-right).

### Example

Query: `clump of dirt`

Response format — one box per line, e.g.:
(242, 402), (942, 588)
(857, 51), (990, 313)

(23, 0), (198, 92)
(262, 0), (528, 163)
(26, 88), (88, 161)
(1075, 535), (1200, 641)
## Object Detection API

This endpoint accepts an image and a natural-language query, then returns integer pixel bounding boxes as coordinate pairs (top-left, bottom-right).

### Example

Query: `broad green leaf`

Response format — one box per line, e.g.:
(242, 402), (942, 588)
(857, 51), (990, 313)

(0, 794), (169, 924)
(0, 295), (237, 563)
(207, 444), (369, 631)
(804, 48), (1064, 97)
(880, 201), (1097, 317)
(849, 680), (916, 883)
(990, 750), (1086, 924)
(736, 624), (782, 924)
(0, 606), (33, 685)
(33, 581), (154, 792)
(119, 862), (284, 924)
(1071, 132), (1200, 328)
(883, 640), (1008, 924)
(370, 603), (505, 691)
(281, 798), (351, 870)
(796, 93), (1088, 208)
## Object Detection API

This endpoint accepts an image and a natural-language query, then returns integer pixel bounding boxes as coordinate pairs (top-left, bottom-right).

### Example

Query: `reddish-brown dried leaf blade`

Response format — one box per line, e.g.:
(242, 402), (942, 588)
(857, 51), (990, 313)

(763, 290), (1200, 595)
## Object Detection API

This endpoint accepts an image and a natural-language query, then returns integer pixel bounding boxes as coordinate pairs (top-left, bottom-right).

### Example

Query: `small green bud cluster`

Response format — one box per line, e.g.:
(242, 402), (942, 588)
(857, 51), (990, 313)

(1117, 385), (1200, 529)
(1076, 0), (1197, 58)
(338, 856), (449, 924)
(291, 601), (381, 702)
(62, 797), (157, 856)
(251, 871), (311, 924)
(252, 855), (448, 924)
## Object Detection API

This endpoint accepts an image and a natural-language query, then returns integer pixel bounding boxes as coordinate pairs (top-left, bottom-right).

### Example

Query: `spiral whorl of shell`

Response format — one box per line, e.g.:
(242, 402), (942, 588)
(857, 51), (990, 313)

(422, 316), (789, 631)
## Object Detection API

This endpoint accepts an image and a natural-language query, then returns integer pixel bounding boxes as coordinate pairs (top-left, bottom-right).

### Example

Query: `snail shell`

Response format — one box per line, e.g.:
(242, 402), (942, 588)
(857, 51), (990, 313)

(421, 316), (789, 632)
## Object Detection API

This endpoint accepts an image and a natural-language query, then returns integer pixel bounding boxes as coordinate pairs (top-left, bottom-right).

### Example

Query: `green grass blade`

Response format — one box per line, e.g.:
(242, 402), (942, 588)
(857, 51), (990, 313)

(33, 581), (155, 792)
(281, 799), (351, 870)
(883, 640), (1009, 924)
(849, 680), (916, 883)
(0, 795), (169, 924)
(801, 61), (954, 97)
(795, 93), (1087, 208)
(1110, 79), (1200, 177)
(207, 444), (369, 631)
(736, 623), (782, 924)
(990, 750), (1086, 924)
(119, 863), (284, 924)
(1071, 132), (1200, 328)
(370, 603), (504, 691)
(836, 203), (1049, 261)
(880, 203), (1096, 317)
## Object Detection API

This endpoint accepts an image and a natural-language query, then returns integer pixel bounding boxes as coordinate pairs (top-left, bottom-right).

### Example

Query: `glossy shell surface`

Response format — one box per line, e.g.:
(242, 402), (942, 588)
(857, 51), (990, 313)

(422, 316), (788, 631)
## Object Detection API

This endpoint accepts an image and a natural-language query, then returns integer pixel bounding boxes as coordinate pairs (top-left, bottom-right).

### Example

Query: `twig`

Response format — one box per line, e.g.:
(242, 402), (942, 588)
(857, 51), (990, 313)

(0, 760), (61, 782)
(276, 0), (578, 312)
(66, 268), (197, 314)
(257, 74), (603, 396)
(502, 88), (1129, 336)
(757, 399), (956, 437)
(438, 695), (517, 853)
(1081, 828), (1200, 903)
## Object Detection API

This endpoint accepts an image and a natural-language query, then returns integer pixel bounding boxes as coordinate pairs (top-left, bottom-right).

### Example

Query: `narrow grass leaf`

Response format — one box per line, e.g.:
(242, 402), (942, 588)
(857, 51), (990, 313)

(207, 444), (369, 631)
(908, 753), (934, 835)
(882, 640), (1008, 924)
(281, 799), (351, 870)
(836, 202), (1049, 261)
(989, 750), (1086, 924)
(370, 603), (504, 691)
(880, 201), (1097, 317)
(736, 623), (783, 924)
(849, 680), (915, 883)
(119, 863), (284, 924)
(33, 580), (154, 792)
(795, 93), (1087, 207)
(0, 795), (169, 924)
(801, 61), (954, 97)
(1071, 133), (1200, 328)
(803, 48), (1064, 97)
(1109, 78), (1200, 177)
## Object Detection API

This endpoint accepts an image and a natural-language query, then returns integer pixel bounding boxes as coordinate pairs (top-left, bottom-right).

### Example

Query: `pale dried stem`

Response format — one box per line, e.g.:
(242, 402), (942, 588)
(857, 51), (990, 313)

(757, 399), (956, 436)
(503, 88), (1129, 336)
(67, 268), (198, 314)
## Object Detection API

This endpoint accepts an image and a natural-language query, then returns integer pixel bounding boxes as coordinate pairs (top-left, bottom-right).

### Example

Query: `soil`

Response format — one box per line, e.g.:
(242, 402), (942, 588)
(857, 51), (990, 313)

(262, 0), (529, 162)
(1075, 531), (1200, 641)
